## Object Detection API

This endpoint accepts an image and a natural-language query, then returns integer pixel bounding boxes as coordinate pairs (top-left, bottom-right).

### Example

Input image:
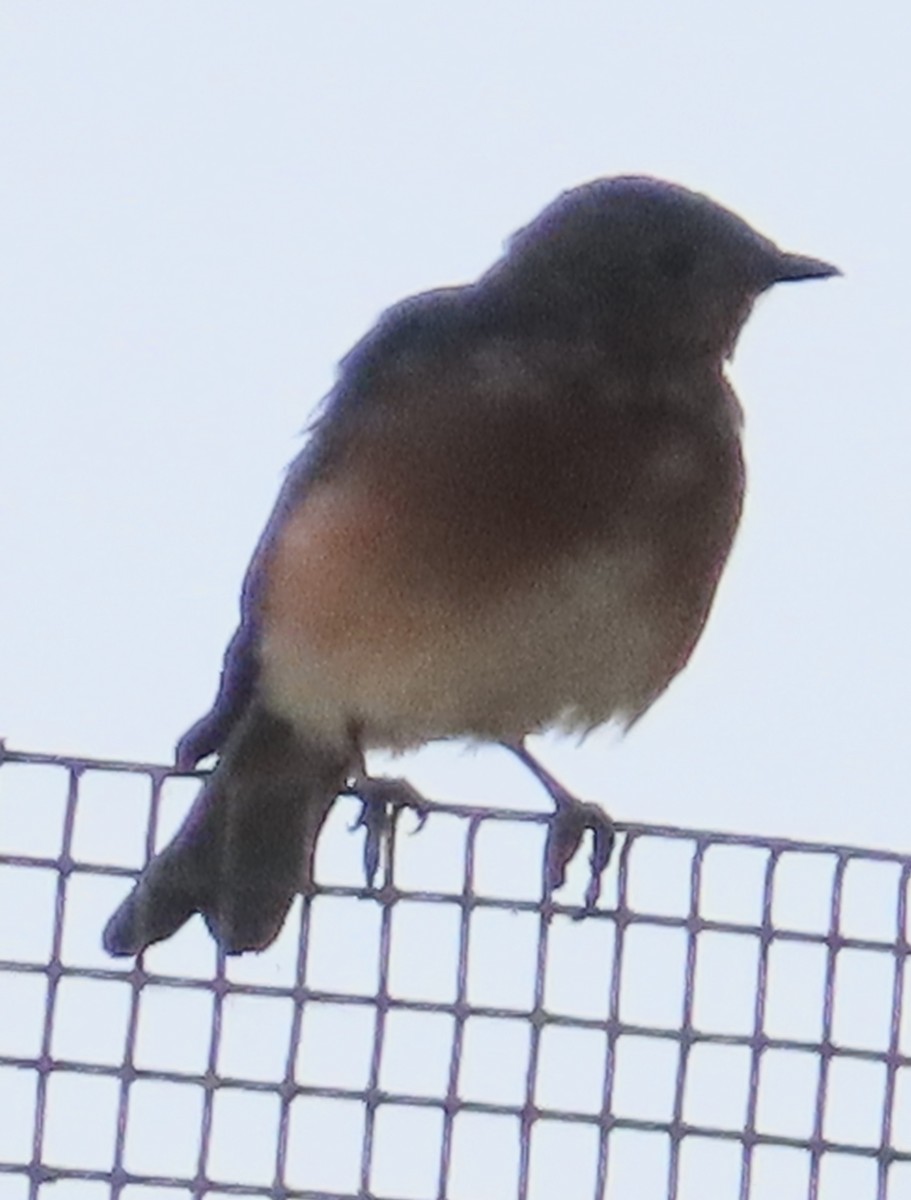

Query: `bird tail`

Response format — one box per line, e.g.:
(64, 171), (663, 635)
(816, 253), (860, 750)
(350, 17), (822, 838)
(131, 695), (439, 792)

(103, 707), (352, 956)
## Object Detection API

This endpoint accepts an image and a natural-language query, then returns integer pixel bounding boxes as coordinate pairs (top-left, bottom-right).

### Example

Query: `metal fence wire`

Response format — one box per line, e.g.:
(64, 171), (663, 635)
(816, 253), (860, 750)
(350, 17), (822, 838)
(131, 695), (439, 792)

(0, 746), (909, 1200)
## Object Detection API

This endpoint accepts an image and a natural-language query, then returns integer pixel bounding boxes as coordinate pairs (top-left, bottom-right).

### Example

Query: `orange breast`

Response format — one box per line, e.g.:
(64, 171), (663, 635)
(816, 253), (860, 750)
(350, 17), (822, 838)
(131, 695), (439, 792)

(262, 480), (416, 655)
(254, 370), (744, 748)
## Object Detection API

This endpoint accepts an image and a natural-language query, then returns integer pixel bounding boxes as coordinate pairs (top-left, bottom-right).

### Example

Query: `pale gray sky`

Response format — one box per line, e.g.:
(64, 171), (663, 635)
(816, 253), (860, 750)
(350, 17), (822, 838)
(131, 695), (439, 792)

(1, 3), (909, 1197)
(1, 0), (906, 850)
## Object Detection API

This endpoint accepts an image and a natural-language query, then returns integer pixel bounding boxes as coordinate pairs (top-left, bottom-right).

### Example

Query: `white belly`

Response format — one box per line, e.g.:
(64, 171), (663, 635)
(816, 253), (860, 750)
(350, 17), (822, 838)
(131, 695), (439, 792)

(259, 542), (672, 751)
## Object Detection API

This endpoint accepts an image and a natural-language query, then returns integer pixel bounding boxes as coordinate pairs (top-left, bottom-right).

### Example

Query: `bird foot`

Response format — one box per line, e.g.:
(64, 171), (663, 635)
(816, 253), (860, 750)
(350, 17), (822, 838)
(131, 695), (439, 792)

(344, 775), (431, 885)
(504, 741), (614, 910)
(545, 792), (615, 910)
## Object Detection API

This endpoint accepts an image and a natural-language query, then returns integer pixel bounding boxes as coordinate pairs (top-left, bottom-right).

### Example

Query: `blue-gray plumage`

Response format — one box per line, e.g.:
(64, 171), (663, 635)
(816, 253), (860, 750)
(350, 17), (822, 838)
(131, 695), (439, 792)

(104, 177), (838, 956)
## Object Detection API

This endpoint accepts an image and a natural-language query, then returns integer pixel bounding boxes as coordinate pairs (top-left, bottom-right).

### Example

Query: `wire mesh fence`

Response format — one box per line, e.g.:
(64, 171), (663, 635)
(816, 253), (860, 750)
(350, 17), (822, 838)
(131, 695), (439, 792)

(0, 745), (909, 1200)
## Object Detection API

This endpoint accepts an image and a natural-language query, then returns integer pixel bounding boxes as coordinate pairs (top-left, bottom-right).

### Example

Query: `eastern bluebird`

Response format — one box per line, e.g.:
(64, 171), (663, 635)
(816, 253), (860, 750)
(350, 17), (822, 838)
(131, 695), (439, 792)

(103, 176), (838, 956)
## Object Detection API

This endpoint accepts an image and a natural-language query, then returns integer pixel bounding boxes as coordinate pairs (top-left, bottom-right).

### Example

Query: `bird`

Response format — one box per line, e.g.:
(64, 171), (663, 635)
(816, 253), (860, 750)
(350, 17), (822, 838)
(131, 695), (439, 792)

(103, 176), (838, 957)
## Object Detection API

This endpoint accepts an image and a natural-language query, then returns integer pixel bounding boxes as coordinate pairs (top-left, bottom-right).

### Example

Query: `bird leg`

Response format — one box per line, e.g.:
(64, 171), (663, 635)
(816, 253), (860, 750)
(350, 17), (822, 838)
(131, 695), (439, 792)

(504, 740), (615, 909)
(343, 773), (431, 886)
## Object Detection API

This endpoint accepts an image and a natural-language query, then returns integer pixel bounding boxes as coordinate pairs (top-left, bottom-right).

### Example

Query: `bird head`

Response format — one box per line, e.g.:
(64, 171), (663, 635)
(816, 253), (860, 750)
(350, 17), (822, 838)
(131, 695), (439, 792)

(493, 176), (839, 361)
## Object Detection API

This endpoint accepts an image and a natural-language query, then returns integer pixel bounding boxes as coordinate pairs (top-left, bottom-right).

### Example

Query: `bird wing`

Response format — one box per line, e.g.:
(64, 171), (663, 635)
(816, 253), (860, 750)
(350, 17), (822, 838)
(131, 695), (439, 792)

(174, 286), (474, 769)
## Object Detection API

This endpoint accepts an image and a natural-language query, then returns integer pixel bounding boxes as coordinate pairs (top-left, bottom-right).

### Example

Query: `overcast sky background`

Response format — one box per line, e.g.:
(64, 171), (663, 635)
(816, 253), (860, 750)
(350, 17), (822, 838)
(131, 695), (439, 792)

(0, 5), (909, 1195)
(1, 1), (908, 852)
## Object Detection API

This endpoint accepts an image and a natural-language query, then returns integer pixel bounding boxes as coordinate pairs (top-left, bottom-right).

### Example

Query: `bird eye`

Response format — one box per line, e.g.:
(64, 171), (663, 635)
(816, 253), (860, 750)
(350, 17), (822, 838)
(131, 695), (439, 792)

(654, 241), (697, 281)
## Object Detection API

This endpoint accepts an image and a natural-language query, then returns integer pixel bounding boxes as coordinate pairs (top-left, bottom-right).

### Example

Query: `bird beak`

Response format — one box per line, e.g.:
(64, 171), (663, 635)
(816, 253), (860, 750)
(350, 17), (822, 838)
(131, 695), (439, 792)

(773, 251), (842, 283)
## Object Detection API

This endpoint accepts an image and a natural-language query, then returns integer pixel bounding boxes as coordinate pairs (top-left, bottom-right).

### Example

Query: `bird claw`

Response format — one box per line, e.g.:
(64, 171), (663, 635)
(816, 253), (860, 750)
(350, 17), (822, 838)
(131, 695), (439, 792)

(503, 741), (615, 912)
(544, 796), (615, 911)
(346, 775), (431, 885)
